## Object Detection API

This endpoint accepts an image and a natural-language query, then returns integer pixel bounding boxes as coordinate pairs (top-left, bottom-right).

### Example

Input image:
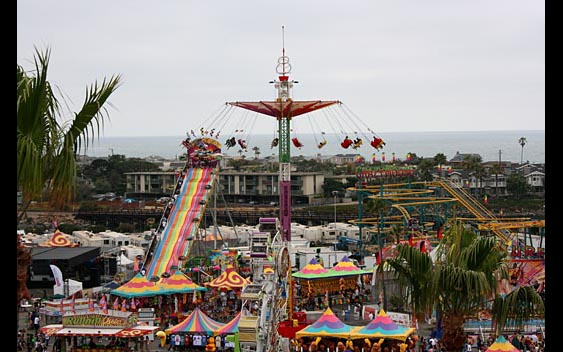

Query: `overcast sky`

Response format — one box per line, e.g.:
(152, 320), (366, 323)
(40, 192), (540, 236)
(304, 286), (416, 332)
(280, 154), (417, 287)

(17, 0), (544, 137)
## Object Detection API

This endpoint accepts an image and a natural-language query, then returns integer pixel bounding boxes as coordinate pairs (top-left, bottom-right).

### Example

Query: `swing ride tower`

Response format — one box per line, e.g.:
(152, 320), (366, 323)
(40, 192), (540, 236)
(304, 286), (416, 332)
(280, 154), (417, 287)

(228, 28), (339, 242)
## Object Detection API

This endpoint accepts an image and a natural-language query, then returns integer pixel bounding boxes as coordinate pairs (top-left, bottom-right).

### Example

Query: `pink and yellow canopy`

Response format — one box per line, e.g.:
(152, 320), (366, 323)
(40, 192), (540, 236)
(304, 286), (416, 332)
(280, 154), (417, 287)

(110, 273), (168, 298)
(159, 270), (207, 294)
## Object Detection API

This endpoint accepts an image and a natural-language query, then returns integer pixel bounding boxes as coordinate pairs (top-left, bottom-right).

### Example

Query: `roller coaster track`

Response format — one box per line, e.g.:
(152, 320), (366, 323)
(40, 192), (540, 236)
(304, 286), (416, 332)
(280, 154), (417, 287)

(434, 180), (512, 243)
(351, 180), (536, 245)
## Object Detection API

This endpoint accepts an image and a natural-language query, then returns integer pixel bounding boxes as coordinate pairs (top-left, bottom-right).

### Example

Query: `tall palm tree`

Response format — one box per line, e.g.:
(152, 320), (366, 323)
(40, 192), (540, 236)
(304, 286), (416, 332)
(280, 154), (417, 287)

(433, 153), (448, 166)
(252, 145), (261, 159)
(381, 221), (544, 351)
(518, 137), (527, 164)
(17, 47), (121, 304)
(365, 197), (390, 307)
(382, 243), (434, 327)
(462, 155), (482, 194)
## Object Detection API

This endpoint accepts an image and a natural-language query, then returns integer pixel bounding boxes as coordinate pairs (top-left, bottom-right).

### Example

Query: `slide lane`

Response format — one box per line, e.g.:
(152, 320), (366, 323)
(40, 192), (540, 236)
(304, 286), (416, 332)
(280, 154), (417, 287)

(146, 167), (215, 277)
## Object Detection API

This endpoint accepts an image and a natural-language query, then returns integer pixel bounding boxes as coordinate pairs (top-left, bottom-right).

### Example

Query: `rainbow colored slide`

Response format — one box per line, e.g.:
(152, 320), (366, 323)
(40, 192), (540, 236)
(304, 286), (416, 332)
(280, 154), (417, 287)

(146, 167), (216, 278)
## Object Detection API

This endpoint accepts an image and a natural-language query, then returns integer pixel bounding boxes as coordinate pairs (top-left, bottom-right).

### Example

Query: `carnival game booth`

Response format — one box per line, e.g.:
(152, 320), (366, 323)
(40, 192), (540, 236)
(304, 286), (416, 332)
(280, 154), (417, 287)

(292, 257), (371, 312)
(215, 313), (241, 352)
(164, 307), (225, 351)
(351, 309), (415, 342)
(294, 308), (416, 352)
(293, 308), (362, 352)
(485, 336), (520, 352)
(40, 309), (158, 352)
(204, 265), (250, 322)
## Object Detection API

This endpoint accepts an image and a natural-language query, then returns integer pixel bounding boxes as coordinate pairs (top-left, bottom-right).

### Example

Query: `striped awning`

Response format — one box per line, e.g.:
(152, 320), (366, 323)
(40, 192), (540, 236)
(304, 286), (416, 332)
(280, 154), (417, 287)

(40, 324), (158, 337)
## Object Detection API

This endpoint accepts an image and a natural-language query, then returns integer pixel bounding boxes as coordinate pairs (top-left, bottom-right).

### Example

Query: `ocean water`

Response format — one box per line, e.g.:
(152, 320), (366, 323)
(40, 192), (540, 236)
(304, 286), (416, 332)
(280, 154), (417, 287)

(83, 130), (544, 164)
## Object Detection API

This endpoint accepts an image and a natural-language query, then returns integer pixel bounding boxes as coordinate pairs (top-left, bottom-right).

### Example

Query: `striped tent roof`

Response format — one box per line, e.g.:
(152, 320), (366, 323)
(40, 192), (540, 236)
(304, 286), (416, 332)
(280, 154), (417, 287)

(165, 307), (224, 334)
(110, 273), (168, 298)
(352, 309), (415, 341)
(485, 336), (520, 352)
(159, 269), (207, 294)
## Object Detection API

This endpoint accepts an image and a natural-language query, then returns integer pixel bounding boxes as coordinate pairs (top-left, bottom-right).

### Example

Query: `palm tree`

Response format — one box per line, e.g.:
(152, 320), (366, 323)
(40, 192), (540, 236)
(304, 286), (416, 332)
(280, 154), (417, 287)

(518, 137), (527, 164)
(433, 153), (448, 166)
(17, 47), (121, 304)
(381, 221), (544, 351)
(381, 244), (434, 329)
(462, 155), (482, 194)
(365, 197), (390, 307)
(252, 146), (261, 159)
(388, 223), (404, 244)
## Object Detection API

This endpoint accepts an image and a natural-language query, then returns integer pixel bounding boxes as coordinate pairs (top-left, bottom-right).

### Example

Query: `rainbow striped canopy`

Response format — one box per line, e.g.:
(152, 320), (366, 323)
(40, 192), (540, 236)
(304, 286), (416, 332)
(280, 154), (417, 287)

(295, 307), (357, 338)
(110, 273), (168, 298)
(159, 270), (207, 294)
(485, 336), (520, 352)
(216, 312), (241, 334)
(352, 309), (415, 341)
(165, 307), (224, 334)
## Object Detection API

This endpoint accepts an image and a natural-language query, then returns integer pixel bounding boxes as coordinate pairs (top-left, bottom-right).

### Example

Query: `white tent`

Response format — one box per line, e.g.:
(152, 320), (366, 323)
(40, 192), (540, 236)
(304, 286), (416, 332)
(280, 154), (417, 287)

(119, 253), (134, 266)
(53, 279), (83, 297)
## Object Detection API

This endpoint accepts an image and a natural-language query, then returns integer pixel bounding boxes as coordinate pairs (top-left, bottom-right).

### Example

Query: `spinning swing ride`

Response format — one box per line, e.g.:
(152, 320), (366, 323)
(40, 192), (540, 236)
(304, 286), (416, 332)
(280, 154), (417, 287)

(182, 27), (386, 352)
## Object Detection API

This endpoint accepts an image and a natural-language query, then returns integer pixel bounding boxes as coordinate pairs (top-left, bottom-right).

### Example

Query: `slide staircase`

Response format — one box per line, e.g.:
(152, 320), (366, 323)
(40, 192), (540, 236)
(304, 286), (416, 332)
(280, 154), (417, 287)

(145, 166), (217, 278)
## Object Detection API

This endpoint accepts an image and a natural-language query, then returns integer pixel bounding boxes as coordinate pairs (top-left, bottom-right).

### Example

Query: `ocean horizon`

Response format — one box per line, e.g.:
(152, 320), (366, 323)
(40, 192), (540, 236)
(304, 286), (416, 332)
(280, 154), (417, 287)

(83, 130), (545, 164)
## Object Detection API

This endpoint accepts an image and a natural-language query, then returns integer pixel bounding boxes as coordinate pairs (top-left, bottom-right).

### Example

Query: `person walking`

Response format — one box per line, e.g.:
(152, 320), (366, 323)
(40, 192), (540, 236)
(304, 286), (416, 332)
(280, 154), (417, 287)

(33, 315), (40, 333)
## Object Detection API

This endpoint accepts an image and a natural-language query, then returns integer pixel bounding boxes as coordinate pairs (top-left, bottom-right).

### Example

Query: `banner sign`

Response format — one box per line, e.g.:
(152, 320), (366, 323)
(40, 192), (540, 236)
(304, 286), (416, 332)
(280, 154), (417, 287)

(63, 313), (137, 328)
(356, 167), (415, 181)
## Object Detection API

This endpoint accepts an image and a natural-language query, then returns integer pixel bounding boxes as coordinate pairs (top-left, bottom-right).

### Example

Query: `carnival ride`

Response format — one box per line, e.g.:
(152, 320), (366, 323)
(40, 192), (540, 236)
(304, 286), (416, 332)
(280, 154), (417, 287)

(129, 28), (382, 352)
(141, 137), (222, 279)
(118, 27), (545, 352)
(346, 176), (545, 259)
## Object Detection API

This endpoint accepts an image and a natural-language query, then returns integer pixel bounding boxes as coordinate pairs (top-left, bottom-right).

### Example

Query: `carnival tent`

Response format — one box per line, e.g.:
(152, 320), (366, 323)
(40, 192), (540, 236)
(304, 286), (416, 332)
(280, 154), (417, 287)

(165, 307), (225, 334)
(206, 265), (249, 290)
(40, 310), (159, 338)
(295, 307), (359, 339)
(351, 309), (415, 341)
(292, 258), (329, 279)
(110, 273), (168, 298)
(485, 336), (520, 352)
(329, 256), (372, 276)
(292, 258), (360, 296)
(216, 312), (241, 334)
(159, 269), (208, 294)
(40, 229), (78, 247)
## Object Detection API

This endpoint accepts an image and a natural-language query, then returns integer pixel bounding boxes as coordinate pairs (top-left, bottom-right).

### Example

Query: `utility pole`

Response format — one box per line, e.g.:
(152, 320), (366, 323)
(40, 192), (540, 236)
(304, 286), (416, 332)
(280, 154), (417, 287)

(332, 191), (338, 224)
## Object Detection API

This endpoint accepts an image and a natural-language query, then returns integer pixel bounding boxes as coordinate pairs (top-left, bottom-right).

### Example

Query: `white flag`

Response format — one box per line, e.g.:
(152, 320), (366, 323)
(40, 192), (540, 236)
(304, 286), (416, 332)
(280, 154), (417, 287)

(50, 264), (64, 287)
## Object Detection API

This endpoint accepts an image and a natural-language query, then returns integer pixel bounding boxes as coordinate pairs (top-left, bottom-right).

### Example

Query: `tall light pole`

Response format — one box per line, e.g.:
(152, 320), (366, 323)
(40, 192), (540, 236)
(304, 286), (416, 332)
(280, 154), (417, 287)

(332, 191), (338, 224)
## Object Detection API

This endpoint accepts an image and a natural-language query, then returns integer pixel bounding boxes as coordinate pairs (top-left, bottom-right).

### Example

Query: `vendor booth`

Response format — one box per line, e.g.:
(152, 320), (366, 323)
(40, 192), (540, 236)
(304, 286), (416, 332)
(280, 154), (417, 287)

(40, 309), (158, 352)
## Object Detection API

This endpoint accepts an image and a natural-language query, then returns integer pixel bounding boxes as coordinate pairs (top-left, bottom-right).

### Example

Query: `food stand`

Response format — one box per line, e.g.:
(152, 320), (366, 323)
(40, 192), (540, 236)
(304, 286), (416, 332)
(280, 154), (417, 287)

(40, 309), (159, 352)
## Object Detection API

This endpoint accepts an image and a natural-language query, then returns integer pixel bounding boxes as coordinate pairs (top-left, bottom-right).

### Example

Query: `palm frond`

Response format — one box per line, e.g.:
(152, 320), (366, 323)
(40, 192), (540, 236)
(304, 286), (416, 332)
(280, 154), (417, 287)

(491, 285), (544, 335)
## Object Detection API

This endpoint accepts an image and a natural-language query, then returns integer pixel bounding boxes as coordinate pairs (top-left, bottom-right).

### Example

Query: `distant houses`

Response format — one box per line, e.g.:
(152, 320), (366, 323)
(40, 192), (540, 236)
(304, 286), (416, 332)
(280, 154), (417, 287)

(119, 152), (544, 204)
